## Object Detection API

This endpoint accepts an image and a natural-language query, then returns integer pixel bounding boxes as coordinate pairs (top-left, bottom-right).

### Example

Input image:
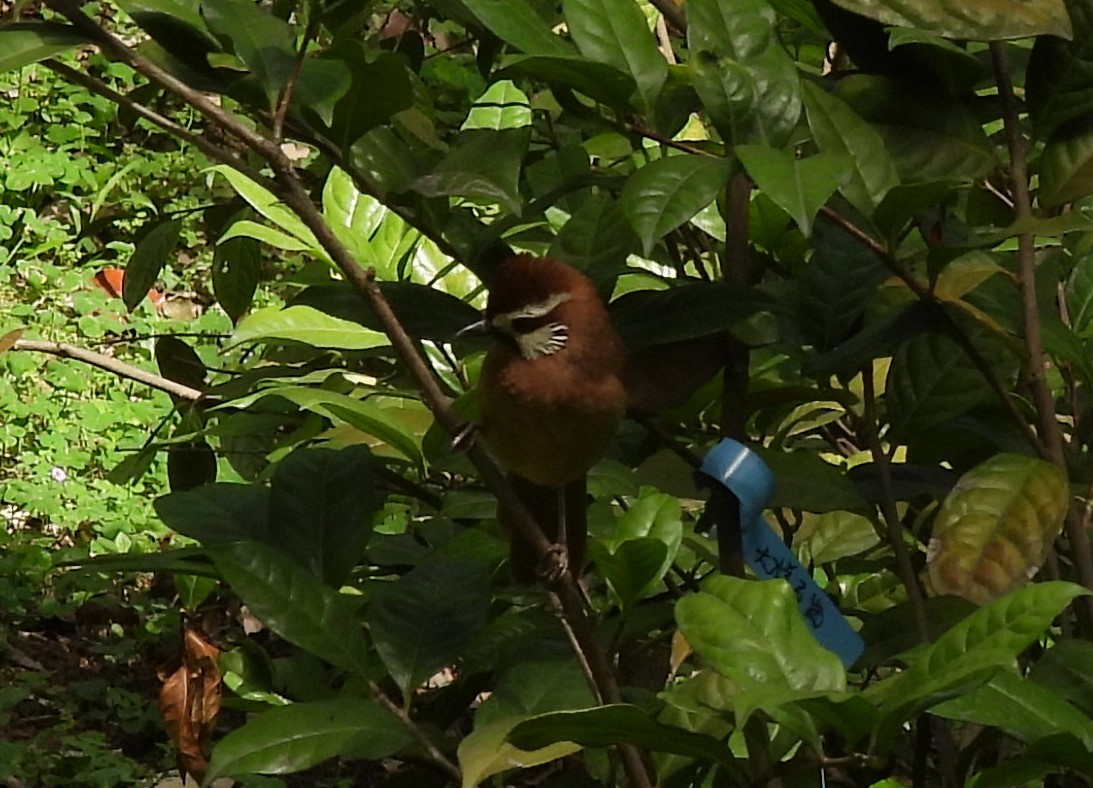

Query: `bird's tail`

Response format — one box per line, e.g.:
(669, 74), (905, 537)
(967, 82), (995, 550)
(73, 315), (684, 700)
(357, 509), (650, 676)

(503, 474), (587, 584)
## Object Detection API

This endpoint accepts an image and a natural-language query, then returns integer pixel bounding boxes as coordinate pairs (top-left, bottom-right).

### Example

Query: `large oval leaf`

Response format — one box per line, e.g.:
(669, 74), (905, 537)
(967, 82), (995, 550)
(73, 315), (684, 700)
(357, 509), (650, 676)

(231, 305), (389, 350)
(825, 0), (1071, 41)
(927, 454), (1069, 605)
(0, 22), (91, 73)
(1026, 0), (1093, 141)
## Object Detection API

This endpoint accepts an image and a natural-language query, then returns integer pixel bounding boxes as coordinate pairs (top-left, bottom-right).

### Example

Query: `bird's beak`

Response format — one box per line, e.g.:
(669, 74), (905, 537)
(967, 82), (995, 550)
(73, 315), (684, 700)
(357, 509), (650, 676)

(454, 317), (490, 340)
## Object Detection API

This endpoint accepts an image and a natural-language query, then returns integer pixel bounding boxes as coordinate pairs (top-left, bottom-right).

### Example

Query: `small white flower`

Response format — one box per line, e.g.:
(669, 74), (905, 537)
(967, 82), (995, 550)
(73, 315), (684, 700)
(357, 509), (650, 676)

(50, 466), (67, 483)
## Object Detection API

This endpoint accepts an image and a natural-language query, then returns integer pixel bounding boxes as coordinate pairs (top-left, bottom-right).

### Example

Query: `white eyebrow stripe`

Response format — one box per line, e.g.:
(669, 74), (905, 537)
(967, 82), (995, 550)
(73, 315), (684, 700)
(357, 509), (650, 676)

(509, 291), (572, 320)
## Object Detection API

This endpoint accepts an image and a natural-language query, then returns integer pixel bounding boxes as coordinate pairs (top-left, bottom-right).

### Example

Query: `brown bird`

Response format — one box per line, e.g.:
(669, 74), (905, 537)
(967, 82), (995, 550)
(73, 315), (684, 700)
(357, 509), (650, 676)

(470, 255), (627, 582)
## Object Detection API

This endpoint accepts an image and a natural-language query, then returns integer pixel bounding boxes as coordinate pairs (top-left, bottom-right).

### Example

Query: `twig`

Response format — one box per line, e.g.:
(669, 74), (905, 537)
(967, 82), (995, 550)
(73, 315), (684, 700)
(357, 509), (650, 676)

(272, 15), (319, 142)
(368, 681), (461, 780)
(648, 0), (686, 32)
(991, 41), (1093, 631)
(12, 339), (202, 401)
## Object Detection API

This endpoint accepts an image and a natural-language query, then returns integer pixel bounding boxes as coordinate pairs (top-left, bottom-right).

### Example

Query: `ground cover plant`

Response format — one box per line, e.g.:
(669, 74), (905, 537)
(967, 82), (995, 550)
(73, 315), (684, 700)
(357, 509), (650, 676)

(3, 0), (1093, 786)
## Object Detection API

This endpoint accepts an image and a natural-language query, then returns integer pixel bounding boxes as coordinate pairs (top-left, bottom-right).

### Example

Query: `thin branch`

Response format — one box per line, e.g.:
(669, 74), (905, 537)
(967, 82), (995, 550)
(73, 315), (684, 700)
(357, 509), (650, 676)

(991, 41), (1093, 631)
(648, 0), (687, 32)
(13, 339), (202, 401)
(369, 681), (461, 780)
(273, 15), (319, 142)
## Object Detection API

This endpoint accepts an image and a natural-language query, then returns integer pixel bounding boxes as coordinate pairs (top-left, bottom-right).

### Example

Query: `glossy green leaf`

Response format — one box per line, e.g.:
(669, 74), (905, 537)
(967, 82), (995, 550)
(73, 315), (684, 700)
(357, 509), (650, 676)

(1029, 640), (1093, 717)
(798, 218), (889, 350)
(369, 560), (491, 696)
(590, 538), (669, 610)
(736, 145), (851, 236)
(825, 0), (1070, 40)
(620, 153), (735, 255)
(123, 219), (181, 311)
(561, 0), (667, 112)
(155, 483), (272, 544)
(292, 57), (351, 127)
(968, 736), (1093, 788)
(212, 541), (371, 676)
(203, 697), (411, 783)
(927, 454), (1069, 605)
(802, 80), (899, 216)
(1040, 120), (1093, 207)
(799, 511), (880, 565)
(886, 332), (993, 440)
(202, 0), (295, 111)
(210, 166), (322, 252)
(508, 705), (742, 773)
(231, 305), (388, 350)
(0, 23), (90, 73)
(463, 80), (531, 130)
(676, 575), (846, 720)
(219, 219), (313, 251)
(687, 0), (801, 147)
(348, 126), (423, 198)
(328, 48), (413, 149)
(269, 446), (377, 587)
(755, 449), (870, 514)
(548, 192), (637, 275)
(459, 717), (580, 788)
(1027, 1), (1093, 140)
(119, 0), (221, 71)
(835, 74), (997, 183)
(1065, 253), (1093, 337)
(412, 128), (529, 214)
(500, 55), (636, 106)
(474, 644), (597, 729)
(213, 234), (261, 324)
(932, 671), (1093, 748)
(867, 582), (1090, 749)
(461, 0), (573, 56)
(219, 386), (421, 466)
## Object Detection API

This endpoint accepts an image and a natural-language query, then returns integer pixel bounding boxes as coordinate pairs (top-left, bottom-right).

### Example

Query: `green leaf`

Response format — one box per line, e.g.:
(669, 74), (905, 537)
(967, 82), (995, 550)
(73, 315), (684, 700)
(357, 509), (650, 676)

(802, 80), (899, 216)
(885, 332), (994, 440)
(836, 75), (997, 183)
(736, 145), (851, 236)
(461, 0), (574, 56)
(932, 671), (1093, 749)
(231, 305), (389, 350)
(117, 0), (221, 72)
(203, 697), (412, 784)
(328, 48), (413, 149)
(676, 575), (846, 721)
(213, 234), (261, 324)
(620, 153), (735, 256)
(798, 218), (889, 350)
(348, 126), (423, 198)
(1065, 253), (1093, 337)
(754, 449), (870, 514)
(201, 0), (295, 111)
(927, 454), (1069, 605)
(824, 0), (1071, 40)
(459, 717), (581, 788)
(867, 582), (1091, 750)
(1027, 1), (1093, 140)
(463, 80), (532, 130)
(507, 705), (743, 773)
(799, 511), (880, 565)
(212, 541), (371, 676)
(210, 166), (323, 254)
(499, 55), (636, 107)
(590, 538), (668, 610)
(219, 219), (313, 251)
(369, 560), (491, 696)
(1040, 120), (1093, 207)
(474, 643), (597, 728)
(123, 219), (181, 311)
(412, 128), (530, 214)
(561, 0), (667, 112)
(269, 446), (377, 587)
(0, 22), (91, 73)
(548, 192), (637, 275)
(687, 0), (801, 147)
(1029, 640), (1093, 717)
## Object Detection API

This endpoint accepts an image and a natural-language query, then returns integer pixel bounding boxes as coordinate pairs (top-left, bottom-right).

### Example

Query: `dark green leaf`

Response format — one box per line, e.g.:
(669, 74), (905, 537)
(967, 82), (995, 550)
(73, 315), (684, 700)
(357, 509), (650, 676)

(1040, 119), (1093, 207)
(156, 336), (207, 392)
(500, 55), (636, 107)
(118, 0), (221, 72)
(461, 0), (574, 56)
(212, 541), (371, 676)
(474, 642), (597, 728)
(1027, 1), (1093, 140)
(548, 192), (637, 277)
(754, 449), (870, 514)
(1029, 640), (1093, 717)
(0, 22), (91, 73)
(412, 128), (530, 214)
(736, 145), (851, 236)
(201, 0), (296, 111)
(369, 560), (491, 695)
(328, 48), (413, 149)
(168, 439), (217, 492)
(348, 127), (424, 198)
(203, 697), (412, 783)
(269, 445), (377, 587)
(213, 234), (261, 324)
(687, 0), (801, 147)
(825, 0), (1070, 40)
(155, 483), (270, 544)
(508, 705), (743, 773)
(123, 219), (181, 312)
(561, 0), (667, 112)
(620, 154), (735, 256)
(1065, 253), (1093, 337)
(590, 539), (669, 610)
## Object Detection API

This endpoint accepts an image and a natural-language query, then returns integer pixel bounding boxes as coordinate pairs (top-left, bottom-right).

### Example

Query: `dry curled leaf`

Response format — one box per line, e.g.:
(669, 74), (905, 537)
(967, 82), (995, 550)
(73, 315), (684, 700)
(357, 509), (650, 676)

(158, 626), (222, 782)
(0, 327), (25, 355)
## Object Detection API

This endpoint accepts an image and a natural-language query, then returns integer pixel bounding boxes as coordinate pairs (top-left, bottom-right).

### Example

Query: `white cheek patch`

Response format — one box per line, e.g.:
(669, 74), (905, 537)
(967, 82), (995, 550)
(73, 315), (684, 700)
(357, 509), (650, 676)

(517, 322), (569, 360)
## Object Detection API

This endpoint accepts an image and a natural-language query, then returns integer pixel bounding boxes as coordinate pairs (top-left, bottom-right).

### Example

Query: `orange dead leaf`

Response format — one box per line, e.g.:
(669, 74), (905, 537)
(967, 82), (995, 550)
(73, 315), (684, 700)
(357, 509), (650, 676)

(0, 328), (25, 355)
(159, 625), (222, 782)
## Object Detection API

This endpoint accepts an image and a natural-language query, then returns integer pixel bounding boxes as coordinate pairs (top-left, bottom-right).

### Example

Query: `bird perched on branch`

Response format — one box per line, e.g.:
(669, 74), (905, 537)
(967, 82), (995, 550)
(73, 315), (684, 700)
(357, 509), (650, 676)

(466, 255), (627, 582)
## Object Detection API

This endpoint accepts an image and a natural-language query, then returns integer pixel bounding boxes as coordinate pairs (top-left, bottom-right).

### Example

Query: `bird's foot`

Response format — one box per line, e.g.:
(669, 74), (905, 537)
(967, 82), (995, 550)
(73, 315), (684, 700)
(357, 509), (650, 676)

(450, 420), (480, 452)
(536, 544), (569, 584)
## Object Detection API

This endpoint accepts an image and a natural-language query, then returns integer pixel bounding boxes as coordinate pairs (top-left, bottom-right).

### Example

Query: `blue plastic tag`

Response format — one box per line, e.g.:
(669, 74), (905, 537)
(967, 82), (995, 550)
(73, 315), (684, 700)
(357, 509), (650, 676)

(699, 439), (864, 668)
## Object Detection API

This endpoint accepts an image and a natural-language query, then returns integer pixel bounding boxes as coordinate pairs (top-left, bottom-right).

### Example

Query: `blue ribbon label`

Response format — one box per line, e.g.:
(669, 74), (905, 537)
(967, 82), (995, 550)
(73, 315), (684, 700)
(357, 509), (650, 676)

(700, 439), (865, 668)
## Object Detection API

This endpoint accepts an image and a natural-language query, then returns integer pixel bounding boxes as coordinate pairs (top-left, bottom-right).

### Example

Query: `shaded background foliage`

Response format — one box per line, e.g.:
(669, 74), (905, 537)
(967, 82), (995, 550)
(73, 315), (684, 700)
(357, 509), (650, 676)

(4, 0), (1093, 786)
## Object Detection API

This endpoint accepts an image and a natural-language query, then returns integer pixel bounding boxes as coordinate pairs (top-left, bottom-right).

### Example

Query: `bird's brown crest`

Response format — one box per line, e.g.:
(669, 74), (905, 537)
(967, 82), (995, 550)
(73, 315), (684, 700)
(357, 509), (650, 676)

(485, 255), (598, 319)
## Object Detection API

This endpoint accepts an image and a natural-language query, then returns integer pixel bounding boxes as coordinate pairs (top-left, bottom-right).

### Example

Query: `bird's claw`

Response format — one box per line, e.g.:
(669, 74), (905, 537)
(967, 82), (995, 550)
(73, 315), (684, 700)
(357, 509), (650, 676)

(450, 420), (480, 452)
(537, 544), (569, 584)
